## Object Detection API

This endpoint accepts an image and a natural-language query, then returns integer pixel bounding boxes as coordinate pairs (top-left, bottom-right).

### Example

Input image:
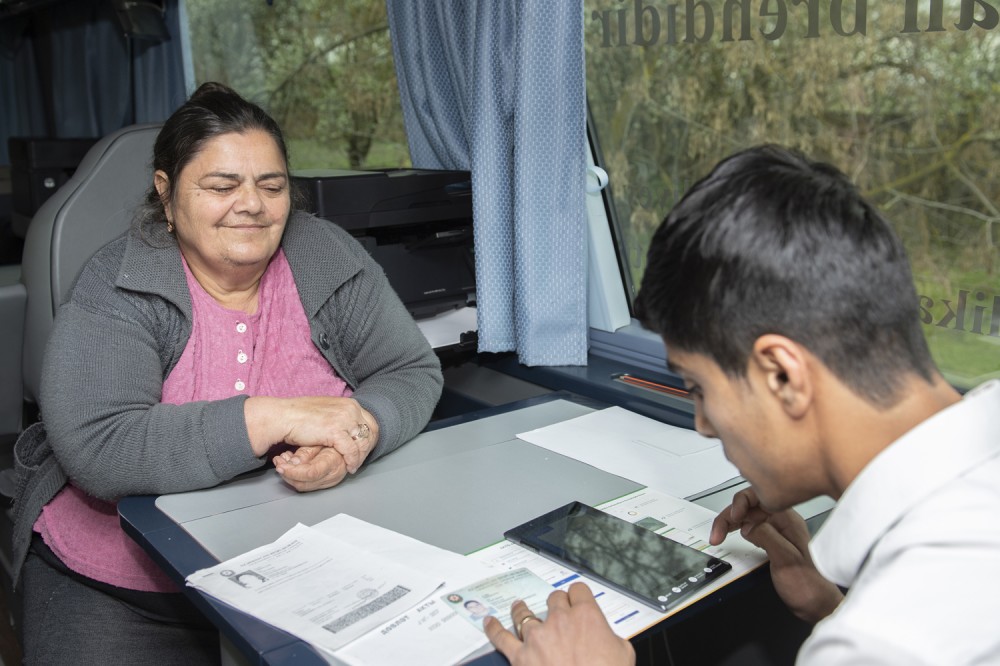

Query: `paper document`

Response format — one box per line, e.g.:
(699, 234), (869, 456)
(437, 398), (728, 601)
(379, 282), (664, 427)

(186, 523), (443, 652)
(416, 305), (476, 348)
(314, 514), (496, 666)
(517, 406), (739, 498)
(469, 539), (666, 638)
(441, 568), (554, 633)
(470, 488), (767, 640)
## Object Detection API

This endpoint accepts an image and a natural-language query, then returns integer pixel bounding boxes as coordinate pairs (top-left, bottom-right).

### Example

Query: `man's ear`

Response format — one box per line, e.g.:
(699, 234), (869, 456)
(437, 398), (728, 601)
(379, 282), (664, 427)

(750, 334), (813, 419)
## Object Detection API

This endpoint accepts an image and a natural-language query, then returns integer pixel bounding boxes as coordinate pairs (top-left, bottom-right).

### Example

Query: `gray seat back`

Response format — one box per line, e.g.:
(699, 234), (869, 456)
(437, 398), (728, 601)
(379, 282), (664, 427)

(0, 265), (25, 433)
(20, 123), (162, 405)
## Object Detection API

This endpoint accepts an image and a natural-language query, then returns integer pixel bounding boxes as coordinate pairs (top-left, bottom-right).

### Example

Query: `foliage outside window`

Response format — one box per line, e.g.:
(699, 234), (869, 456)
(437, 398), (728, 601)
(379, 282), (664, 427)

(184, 0), (409, 171)
(585, 0), (1000, 389)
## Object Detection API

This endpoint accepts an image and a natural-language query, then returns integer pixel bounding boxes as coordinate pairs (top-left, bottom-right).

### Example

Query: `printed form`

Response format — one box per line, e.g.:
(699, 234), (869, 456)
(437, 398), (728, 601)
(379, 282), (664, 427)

(186, 522), (445, 652)
(187, 515), (499, 665)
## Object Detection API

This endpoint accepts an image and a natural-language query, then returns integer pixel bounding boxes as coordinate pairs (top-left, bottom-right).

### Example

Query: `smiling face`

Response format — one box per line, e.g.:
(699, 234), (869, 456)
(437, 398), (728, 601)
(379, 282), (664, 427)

(156, 129), (291, 288)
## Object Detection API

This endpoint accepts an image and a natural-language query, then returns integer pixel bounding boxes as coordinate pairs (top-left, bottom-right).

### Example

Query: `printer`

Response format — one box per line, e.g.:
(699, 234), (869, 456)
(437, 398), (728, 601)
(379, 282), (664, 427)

(293, 168), (475, 321)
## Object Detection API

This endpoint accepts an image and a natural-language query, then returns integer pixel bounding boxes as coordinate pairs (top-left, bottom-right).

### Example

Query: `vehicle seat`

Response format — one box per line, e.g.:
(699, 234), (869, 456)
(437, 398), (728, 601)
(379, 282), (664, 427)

(19, 122), (162, 414)
(0, 123), (161, 607)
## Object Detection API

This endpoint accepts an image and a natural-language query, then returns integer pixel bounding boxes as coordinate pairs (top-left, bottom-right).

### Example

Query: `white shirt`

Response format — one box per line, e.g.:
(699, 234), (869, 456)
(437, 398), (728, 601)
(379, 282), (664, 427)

(800, 380), (1000, 665)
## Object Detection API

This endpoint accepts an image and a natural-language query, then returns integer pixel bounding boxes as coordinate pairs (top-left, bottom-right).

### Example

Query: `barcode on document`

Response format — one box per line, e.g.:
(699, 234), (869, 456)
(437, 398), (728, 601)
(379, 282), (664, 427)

(322, 585), (411, 634)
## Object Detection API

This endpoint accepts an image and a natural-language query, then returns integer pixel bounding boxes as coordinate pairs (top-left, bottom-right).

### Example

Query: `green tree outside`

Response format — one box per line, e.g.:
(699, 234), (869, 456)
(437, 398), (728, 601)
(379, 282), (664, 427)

(585, 0), (1000, 388)
(184, 0), (410, 171)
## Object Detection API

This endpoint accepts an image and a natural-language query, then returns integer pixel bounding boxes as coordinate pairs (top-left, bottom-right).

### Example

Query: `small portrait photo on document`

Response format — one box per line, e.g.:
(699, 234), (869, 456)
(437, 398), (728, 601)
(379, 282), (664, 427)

(223, 569), (268, 589)
(462, 599), (499, 621)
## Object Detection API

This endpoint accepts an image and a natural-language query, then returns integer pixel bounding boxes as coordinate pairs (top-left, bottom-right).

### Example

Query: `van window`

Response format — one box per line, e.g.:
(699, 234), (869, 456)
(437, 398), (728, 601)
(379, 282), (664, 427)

(585, 0), (1000, 389)
(183, 0), (410, 171)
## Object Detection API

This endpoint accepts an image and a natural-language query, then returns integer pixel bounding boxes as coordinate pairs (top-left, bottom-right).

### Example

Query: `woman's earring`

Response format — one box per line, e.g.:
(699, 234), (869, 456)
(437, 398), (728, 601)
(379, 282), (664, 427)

(166, 220), (174, 233)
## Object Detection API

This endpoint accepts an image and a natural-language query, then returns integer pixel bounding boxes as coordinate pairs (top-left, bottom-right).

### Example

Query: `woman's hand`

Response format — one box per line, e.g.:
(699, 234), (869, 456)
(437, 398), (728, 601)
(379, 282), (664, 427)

(710, 487), (843, 623)
(484, 583), (635, 666)
(245, 396), (379, 473)
(272, 446), (349, 492)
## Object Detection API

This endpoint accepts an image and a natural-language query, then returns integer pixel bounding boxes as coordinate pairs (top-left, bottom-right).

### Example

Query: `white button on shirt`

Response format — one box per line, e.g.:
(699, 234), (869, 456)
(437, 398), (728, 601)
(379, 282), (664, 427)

(232, 323), (251, 392)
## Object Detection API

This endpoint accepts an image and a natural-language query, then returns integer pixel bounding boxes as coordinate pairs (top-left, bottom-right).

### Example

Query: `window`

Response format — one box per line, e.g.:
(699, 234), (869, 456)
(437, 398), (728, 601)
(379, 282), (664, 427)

(183, 0), (409, 171)
(585, 0), (1000, 389)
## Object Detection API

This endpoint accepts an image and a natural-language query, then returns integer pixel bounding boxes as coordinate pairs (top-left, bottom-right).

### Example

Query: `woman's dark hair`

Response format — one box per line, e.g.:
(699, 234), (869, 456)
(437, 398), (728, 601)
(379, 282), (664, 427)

(634, 144), (936, 407)
(135, 82), (296, 233)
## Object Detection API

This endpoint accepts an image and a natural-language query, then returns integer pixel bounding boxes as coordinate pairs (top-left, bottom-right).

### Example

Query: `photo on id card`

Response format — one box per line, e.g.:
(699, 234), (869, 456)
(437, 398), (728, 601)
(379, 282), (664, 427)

(441, 567), (553, 632)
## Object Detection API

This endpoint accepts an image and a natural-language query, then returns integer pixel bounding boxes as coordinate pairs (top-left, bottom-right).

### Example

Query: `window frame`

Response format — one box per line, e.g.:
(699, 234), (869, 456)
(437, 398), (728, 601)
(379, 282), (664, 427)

(585, 107), (675, 377)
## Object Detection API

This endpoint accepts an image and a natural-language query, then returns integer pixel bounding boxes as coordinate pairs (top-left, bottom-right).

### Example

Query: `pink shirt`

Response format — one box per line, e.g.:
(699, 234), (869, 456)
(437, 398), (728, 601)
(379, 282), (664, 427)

(35, 249), (352, 592)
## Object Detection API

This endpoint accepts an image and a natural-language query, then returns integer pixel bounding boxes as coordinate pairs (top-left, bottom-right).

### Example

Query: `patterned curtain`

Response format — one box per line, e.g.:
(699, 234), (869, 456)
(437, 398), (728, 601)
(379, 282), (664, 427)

(0, 0), (187, 163)
(386, 0), (588, 366)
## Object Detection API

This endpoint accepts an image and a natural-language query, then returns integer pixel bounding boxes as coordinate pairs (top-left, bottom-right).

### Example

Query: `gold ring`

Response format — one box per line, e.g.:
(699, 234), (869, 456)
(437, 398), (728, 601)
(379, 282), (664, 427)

(354, 423), (370, 440)
(516, 613), (541, 640)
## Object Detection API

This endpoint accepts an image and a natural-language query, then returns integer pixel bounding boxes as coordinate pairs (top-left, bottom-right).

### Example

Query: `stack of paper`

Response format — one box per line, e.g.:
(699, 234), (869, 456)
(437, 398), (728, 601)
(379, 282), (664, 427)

(187, 515), (497, 665)
(187, 489), (767, 665)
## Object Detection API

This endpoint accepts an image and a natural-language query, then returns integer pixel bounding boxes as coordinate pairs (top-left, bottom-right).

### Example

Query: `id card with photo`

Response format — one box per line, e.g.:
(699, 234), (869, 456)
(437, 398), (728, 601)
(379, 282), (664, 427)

(441, 567), (553, 632)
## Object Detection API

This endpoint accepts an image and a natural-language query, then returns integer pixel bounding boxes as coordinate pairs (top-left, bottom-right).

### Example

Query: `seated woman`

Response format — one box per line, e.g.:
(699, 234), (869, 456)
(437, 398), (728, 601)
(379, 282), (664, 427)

(14, 82), (443, 664)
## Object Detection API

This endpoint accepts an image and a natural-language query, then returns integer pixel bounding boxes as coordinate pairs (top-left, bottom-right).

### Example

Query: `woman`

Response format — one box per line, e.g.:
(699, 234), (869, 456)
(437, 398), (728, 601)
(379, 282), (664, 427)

(14, 82), (442, 663)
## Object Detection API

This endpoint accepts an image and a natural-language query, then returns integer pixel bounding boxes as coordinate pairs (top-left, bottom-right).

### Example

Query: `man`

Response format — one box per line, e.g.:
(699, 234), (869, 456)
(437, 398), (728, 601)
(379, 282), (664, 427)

(484, 145), (1000, 664)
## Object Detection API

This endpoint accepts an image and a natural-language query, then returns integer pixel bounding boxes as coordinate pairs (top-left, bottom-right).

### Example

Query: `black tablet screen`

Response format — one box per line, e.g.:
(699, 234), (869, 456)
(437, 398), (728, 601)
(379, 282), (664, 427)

(505, 501), (731, 612)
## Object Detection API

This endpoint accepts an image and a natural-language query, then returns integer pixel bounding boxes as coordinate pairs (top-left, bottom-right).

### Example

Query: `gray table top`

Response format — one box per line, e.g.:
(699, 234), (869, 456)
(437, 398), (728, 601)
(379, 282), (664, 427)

(157, 399), (647, 562)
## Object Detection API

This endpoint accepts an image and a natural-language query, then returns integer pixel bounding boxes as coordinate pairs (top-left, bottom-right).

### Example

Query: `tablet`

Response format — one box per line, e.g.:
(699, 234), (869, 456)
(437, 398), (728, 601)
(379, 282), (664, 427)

(504, 501), (731, 613)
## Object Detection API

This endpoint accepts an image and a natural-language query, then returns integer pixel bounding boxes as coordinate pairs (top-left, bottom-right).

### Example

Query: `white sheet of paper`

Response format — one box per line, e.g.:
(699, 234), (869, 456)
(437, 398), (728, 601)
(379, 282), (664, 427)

(316, 514), (495, 666)
(416, 305), (477, 348)
(186, 523), (442, 652)
(470, 488), (767, 640)
(517, 406), (739, 498)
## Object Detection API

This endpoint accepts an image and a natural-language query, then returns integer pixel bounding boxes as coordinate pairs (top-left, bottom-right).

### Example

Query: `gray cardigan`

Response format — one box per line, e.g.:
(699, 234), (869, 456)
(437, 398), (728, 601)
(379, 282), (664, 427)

(12, 211), (442, 587)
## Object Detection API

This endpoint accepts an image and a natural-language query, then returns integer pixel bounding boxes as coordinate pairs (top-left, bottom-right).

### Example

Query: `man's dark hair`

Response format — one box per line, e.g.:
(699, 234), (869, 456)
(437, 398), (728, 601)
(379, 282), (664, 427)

(634, 144), (936, 406)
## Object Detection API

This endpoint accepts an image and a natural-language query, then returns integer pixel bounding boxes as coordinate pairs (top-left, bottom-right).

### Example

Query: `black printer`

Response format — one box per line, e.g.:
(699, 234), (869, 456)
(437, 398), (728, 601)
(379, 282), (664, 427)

(293, 168), (475, 320)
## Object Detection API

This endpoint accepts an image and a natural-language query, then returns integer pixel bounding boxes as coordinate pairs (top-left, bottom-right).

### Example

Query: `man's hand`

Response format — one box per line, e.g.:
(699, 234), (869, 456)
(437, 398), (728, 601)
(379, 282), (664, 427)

(484, 582), (635, 666)
(710, 487), (843, 623)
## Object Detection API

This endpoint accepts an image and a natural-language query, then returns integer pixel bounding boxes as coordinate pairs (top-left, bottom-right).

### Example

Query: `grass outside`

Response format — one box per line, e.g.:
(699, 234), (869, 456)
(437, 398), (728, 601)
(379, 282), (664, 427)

(287, 138), (411, 172)
(915, 273), (1000, 390)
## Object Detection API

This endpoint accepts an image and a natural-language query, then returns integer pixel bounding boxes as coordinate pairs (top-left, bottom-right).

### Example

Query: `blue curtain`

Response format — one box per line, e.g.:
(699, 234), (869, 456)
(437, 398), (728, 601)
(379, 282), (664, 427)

(386, 1), (588, 366)
(0, 0), (187, 164)
(0, 15), (47, 164)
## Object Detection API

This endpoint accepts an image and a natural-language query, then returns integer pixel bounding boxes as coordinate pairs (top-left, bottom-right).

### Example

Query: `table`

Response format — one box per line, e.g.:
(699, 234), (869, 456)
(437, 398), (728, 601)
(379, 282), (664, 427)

(120, 392), (768, 665)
